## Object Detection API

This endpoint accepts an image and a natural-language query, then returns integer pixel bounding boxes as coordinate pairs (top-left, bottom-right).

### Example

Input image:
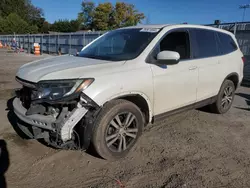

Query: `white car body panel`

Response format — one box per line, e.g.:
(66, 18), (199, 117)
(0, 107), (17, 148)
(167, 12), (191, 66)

(83, 61), (154, 120)
(195, 56), (222, 101)
(150, 60), (198, 115)
(16, 55), (126, 82)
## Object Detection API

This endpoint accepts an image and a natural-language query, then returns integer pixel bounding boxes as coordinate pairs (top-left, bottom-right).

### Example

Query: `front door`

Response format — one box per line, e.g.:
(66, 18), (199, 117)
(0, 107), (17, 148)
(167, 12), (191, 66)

(149, 29), (198, 115)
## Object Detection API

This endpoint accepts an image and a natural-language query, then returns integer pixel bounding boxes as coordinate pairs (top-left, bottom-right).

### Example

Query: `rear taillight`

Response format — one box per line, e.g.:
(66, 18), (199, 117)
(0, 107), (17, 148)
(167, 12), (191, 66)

(242, 56), (245, 64)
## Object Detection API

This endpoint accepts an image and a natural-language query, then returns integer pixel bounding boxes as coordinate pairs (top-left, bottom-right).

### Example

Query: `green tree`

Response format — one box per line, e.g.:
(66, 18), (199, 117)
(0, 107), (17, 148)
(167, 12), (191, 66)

(78, 1), (145, 31)
(0, 0), (45, 33)
(51, 20), (70, 32)
(70, 19), (82, 31)
(0, 16), (4, 34)
(0, 13), (38, 34)
(28, 25), (39, 34)
(112, 2), (145, 28)
(0, 0), (44, 23)
(24, 1), (44, 25)
(0, 0), (27, 18)
(78, 0), (95, 29)
(50, 19), (81, 32)
(40, 21), (50, 33)
(3, 13), (27, 34)
(92, 3), (113, 30)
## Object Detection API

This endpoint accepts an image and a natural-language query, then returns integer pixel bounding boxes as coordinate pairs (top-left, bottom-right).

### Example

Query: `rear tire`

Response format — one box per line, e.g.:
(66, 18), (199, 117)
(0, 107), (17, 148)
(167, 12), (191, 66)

(210, 80), (235, 114)
(91, 99), (144, 160)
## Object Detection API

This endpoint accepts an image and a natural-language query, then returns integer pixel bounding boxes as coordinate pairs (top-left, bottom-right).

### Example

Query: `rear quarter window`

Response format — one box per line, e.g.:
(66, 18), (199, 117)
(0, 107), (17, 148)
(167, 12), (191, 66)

(217, 32), (238, 55)
(192, 29), (219, 59)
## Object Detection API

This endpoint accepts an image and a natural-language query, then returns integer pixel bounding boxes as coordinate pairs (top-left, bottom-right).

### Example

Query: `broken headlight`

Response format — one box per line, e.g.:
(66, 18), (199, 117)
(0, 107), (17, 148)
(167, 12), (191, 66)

(31, 78), (94, 101)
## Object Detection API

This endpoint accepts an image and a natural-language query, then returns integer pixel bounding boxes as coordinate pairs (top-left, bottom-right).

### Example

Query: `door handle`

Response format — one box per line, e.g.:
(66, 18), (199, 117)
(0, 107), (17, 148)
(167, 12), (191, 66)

(189, 66), (197, 70)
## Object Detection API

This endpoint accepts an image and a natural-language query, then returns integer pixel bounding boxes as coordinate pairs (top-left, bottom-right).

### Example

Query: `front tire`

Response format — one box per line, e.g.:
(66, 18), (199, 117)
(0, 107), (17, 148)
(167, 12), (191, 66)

(91, 99), (144, 160)
(210, 80), (235, 114)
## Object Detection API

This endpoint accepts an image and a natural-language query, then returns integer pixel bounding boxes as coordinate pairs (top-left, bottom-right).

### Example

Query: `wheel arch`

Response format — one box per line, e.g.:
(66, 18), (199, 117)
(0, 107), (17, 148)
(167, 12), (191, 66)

(216, 72), (239, 96)
(224, 72), (239, 89)
(104, 92), (153, 124)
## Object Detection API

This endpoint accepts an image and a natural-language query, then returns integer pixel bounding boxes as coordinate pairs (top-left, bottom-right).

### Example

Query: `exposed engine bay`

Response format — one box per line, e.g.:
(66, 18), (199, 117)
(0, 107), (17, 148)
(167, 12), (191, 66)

(14, 83), (100, 150)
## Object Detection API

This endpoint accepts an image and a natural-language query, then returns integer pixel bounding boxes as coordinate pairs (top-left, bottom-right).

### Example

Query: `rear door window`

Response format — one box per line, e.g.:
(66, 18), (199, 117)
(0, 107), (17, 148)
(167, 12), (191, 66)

(191, 29), (219, 59)
(217, 32), (238, 55)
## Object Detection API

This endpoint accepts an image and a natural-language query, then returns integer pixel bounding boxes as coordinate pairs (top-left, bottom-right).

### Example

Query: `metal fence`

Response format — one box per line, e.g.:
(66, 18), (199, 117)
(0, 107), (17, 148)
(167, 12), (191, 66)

(0, 31), (105, 55)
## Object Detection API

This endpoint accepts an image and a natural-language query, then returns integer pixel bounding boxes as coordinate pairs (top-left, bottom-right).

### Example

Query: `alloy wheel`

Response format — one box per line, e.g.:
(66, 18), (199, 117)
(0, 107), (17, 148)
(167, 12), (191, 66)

(221, 85), (234, 109)
(105, 112), (138, 152)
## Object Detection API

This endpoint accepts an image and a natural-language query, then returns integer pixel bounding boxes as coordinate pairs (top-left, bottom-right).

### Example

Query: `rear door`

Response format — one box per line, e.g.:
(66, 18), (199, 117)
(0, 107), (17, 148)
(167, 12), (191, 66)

(216, 32), (244, 83)
(189, 29), (223, 101)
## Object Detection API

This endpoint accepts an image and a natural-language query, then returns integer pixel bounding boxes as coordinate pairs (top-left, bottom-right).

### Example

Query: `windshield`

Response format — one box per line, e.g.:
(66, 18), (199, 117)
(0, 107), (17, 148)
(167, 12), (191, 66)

(78, 28), (160, 61)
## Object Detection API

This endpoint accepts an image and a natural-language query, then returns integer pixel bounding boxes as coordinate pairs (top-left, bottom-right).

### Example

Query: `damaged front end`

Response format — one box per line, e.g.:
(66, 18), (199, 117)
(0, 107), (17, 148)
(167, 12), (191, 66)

(13, 77), (100, 150)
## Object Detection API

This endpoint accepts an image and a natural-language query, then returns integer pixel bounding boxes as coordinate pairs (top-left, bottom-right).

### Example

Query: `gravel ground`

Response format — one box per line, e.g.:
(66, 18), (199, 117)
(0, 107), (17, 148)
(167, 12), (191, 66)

(0, 49), (250, 188)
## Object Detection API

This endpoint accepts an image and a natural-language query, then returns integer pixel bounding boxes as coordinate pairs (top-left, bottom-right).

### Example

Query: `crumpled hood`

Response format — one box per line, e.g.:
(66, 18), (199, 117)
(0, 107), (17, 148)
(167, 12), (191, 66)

(16, 55), (125, 82)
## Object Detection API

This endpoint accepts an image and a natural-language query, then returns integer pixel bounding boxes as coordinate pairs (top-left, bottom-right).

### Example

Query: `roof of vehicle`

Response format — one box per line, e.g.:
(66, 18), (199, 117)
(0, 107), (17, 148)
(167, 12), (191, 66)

(122, 24), (234, 36)
(123, 24), (172, 29)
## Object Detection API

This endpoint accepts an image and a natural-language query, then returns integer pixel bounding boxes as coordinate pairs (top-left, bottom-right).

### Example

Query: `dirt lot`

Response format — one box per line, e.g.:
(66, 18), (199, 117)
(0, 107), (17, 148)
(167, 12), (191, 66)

(0, 48), (250, 188)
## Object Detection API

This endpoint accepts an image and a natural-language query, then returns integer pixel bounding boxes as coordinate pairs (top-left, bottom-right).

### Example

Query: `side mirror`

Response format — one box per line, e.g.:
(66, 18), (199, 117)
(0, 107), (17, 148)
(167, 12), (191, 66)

(156, 51), (180, 65)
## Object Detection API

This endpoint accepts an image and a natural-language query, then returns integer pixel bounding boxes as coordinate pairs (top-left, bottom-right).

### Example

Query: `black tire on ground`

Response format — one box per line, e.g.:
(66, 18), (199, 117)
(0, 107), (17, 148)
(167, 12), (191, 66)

(210, 80), (236, 114)
(91, 99), (144, 160)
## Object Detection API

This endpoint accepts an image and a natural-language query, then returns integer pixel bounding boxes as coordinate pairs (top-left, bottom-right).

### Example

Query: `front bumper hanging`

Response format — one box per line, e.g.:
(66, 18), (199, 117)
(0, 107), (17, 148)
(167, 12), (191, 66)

(13, 97), (56, 130)
(13, 91), (100, 149)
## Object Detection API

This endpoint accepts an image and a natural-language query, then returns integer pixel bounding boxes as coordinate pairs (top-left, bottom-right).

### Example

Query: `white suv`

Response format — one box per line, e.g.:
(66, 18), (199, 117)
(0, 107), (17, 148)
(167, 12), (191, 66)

(13, 24), (244, 160)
